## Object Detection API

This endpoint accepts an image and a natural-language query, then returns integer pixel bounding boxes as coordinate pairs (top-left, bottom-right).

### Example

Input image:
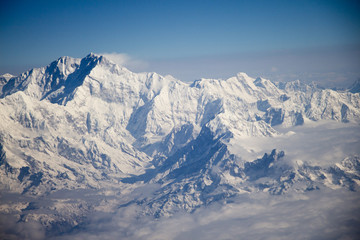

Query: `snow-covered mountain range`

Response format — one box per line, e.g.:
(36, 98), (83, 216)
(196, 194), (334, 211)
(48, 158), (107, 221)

(0, 53), (359, 238)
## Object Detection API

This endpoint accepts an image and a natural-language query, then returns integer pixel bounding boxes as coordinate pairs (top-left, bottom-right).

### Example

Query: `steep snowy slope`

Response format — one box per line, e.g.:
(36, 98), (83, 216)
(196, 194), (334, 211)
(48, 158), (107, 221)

(0, 53), (360, 237)
(0, 73), (14, 92)
(1, 53), (359, 193)
(348, 79), (360, 93)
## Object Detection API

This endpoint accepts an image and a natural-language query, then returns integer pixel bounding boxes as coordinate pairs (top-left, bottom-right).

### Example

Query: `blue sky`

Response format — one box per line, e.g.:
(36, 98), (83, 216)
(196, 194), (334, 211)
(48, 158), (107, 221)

(1, 0), (359, 87)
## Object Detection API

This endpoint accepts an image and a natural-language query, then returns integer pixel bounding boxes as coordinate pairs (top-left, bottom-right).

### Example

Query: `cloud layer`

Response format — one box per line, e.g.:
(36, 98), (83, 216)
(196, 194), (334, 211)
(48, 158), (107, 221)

(48, 189), (360, 240)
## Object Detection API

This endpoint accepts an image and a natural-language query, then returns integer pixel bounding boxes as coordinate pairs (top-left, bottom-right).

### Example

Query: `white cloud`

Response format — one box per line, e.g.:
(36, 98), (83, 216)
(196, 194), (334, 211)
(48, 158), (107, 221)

(48, 189), (360, 240)
(0, 214), (45, 240)
(229, 120), (360, 167)
(99, 52), (149, 72)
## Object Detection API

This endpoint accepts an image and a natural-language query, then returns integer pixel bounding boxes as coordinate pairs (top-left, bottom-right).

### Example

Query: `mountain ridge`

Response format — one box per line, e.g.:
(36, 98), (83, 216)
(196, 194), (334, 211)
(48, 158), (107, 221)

(0, 54), (359, 237)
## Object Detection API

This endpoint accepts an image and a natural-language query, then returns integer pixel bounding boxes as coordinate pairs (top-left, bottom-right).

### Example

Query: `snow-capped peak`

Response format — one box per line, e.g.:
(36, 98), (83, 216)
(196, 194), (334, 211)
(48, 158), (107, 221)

(349, 79), (360, 93)
(0, 73), (15, 80)
(236, 72), (251, 79)
(234, 72), (257, 89)
(0, 53), (128, 103)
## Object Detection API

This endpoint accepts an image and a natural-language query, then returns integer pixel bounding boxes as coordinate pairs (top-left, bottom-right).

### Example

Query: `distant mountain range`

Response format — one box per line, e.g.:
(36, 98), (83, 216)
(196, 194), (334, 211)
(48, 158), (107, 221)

(0, 53), (359, 237)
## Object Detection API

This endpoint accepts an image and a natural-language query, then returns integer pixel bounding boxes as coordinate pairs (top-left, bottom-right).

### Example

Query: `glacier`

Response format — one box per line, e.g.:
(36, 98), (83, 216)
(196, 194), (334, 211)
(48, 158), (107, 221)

(0, 53), (359, 239)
